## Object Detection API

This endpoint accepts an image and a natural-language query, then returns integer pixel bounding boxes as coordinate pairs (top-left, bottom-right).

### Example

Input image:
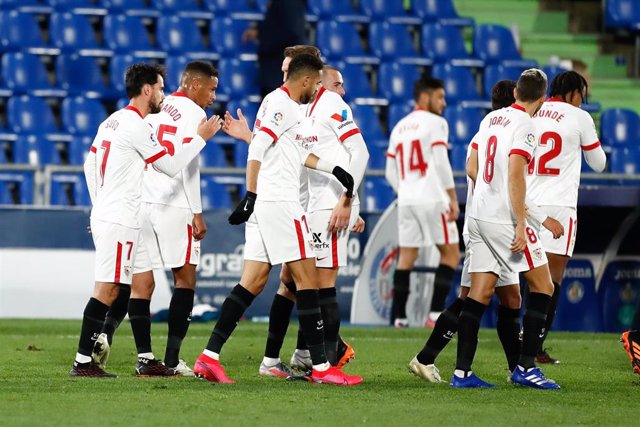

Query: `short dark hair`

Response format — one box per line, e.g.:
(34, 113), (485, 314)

(283, 45), (321, 59)
(125, 63), (165, 99)
(491, 80), (516, 110)
(516, 68), (547, 102)
(413, 77), (445, 102)
(286, 53), (324, 81)
(549, 70), (588, 103)
(183, 61), (219, 79)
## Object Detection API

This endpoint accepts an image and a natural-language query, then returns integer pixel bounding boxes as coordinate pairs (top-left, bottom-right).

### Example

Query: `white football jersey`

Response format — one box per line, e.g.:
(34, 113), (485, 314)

(468, 104), (538, 225)
(304, 86), (362, 212)
(527, 98), (601, 208)
(142, 92), (206, 212)
(252, 86), (308, 202)
(89, 106), (167, 229)
(461, 135), (478, 237)
(387, 109), (449, 206)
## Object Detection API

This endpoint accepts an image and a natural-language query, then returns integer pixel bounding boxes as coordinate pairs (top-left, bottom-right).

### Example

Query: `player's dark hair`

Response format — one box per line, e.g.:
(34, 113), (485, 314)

(549, 70), (588, 103)
(323, 64), (340, 73)
(125, 63), (165, 99)
(516, 68), (547, 102)
(283, 45), (321, 59)
(413, 77), (445, 103)
(491, 80), (516, 110)
(286, 53), (324, 81)
(184, 61), (219, 78)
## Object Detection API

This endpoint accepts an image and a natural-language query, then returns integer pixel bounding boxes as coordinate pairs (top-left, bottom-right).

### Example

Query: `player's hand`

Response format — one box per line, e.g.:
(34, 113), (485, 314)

(351, 216), (365, 233)
(192, 213), (207, 241)
(447, 201), (460, 222)
(223, 109), (252, 143)
(328, 193), (352, 233)
(197, 115), (224, 141)
(511, 222), (527, 253)
(542, 216), (564, 239)
(331, 166), (354, 198)
(228, 191), (257, 225)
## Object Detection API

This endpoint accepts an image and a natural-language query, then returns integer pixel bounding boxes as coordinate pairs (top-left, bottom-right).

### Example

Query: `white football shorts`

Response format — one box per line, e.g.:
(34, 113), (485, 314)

(307, 205), (360, 268)
(134, 202), (200, 274)
(90, 218), (140, 284)
(398, 202), (459, 247)
(467, 217), (548, 275)
(244, 201), (315, 265)
(537, 205), (577, 257)
(460, 234), (519, 288)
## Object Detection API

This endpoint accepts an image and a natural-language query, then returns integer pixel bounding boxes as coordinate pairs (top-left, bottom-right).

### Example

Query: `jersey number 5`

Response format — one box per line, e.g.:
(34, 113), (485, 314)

(157, 124), (177, 156)
(396, 139), (428, 180)
(527, 131), (561, 176)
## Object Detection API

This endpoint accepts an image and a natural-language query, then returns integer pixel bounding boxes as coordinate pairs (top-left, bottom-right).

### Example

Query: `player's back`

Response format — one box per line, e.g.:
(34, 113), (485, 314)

(253, 87), (306, 202)
(91, 106), (165, 229)
(528, 99), (600, 208)
(143, 93), (206, 208)
(469, 104), (537, 225)
(305, 87), (361, 211)
(388, 109), (448, 205)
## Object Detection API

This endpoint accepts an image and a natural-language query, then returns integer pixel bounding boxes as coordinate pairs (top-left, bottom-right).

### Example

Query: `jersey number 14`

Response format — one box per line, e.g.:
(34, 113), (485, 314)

(395, 139), (428, 180)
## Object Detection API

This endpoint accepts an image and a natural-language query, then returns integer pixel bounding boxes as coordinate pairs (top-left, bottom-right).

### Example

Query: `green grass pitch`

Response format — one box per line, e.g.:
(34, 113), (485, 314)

(1, 319), (639, 426)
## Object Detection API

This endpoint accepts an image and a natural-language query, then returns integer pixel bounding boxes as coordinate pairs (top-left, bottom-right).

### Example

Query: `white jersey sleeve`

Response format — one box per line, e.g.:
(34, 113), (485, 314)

(578, 109), (606, 172)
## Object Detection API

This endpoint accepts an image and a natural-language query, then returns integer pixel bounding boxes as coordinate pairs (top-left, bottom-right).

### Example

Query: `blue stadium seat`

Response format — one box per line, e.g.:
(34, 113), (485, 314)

(50, 0), (96, 9)
(204, 0), (263, 18)
(233, 142), (248, 167)
(444, 106), (484, 146)
(0, 0), (50, 12)
(387, 102), (413, 130)
(164, 56), (188, 93)
(2, 52), (67, 97)
(369, 22), (430, 65)
(0, 171), (35, 204)
(336, 62), (375, 101)
(0, 11), (55, 54)
(483, 64), (525, 98)
(7, 96), (59, 134)
(422, 24), (483, 67)
(150, 0), (203, 12)
(62, 98), (107, 135)
(610, 146), (640, 174)
(363, 177), (395, 212)
(157, 16), (217, 60)
(13, 134), (63, 166)
(199, 143), (228, 168)
(542, 64), (570, 90)
(605, 0), (640, 30)
(600, 108), (640, 146)
(68, 135), (93, 165)
(56, 54), (116, 99)
(50, 13), (109, 55)
(450, 143), (468, 172)
(308, 0), (368, 23)
(473, 24), (537, 68)
(226, 99), (260, 130)
(99, 0), (158, 17)
(200, 175), (233, 209)
(217, 59), (259, 101)
(350, 104), (385, 141)
(377, 62), (420, 104)
(367, 140), (388, 170)
(432, 63), (481, 103)
(210, 17), (258, 58)
(413, 0), (475, 27)
(317, 21), (378, 64)
(109, 54), (151, 93)
(360, 0), (421, 24)
(103, 15), (164, 58)
(50, 172), (90, 206)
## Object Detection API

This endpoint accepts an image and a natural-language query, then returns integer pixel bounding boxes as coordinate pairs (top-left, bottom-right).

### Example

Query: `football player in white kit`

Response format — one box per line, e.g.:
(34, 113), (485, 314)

(408, 80), (564, 384)
(529, 71), (606, 364)
(452, 69), (561, 389)
(193, 54), (363, 386)
(386, 77), (461, 328)
(71, 63), (222, 377)
(92, 62), (223, 376)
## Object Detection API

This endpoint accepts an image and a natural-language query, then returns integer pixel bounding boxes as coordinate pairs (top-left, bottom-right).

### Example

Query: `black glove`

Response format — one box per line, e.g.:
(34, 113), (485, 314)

(228, 191), (257, 225)
(332, 166), (354, 198)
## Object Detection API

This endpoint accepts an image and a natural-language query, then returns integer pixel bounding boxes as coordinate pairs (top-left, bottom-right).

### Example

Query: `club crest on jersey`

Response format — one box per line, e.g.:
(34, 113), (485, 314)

(525, 133), (536, 147)
(331, 109), (348, 122)
(533, 248), (543, 260)
(271, 111), (284, 126)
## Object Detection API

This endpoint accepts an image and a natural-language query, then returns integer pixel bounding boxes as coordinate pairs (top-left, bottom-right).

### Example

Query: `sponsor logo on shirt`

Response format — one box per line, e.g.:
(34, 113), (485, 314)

(331, 109), (348, 122)
(271, 111), (284, 126)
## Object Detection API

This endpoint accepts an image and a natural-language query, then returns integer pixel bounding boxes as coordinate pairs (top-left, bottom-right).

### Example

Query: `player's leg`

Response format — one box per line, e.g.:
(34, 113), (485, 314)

(164, 263), (197, 371)
(535, 252), (568, 364)
(392, 247), (419, 326)
(317, 267), (340, 365)
(431, 242), (461, 323)
(100, 284), (130, 346)
(495, 284), (521, 372)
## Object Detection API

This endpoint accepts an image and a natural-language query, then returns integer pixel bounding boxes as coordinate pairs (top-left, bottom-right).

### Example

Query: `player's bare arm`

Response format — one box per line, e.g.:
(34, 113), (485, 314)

(223, 108), (252, 143)
(192, 213), (207, 241)
(466, 147), (479, 182)
(508, 153), (529, 253)
(327, 192), (352, 233)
